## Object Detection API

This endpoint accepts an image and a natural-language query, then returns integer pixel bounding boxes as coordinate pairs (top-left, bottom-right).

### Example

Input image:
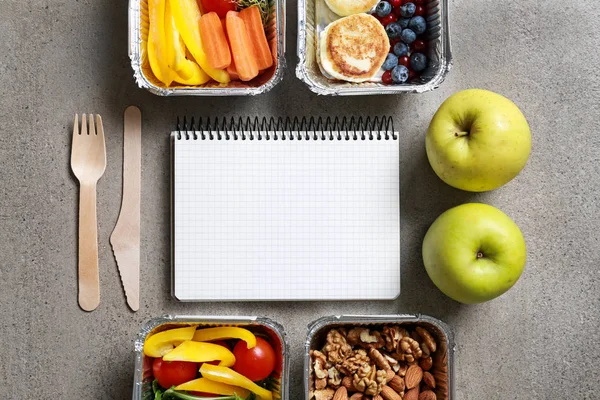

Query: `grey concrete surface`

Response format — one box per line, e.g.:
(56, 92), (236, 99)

(1, 0), (599, 398)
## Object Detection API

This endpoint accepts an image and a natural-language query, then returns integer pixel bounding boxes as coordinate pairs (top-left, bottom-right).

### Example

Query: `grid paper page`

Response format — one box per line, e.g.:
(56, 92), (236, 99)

(173, 133), (400, 301)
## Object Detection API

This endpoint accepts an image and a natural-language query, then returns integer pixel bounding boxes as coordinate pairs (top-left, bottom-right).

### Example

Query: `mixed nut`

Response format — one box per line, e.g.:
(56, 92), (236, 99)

(309, 325), (440, 400)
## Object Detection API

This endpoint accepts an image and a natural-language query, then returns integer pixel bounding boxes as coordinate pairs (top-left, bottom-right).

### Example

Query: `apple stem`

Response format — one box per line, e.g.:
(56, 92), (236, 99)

(454, 131), (470, 137)
(476, 251), (484, 259)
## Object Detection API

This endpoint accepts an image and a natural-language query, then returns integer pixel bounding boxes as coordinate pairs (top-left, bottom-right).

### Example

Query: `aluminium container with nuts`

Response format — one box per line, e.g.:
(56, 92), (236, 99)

(296, 0), (452, 95)
(132, 315), (289, 400)
(128, 0), (286, 96)
(305, 315), (454, 400)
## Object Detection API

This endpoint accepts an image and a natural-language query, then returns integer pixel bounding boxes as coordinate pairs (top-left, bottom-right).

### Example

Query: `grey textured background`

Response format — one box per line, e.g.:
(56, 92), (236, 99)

(1, 0), (599, 398)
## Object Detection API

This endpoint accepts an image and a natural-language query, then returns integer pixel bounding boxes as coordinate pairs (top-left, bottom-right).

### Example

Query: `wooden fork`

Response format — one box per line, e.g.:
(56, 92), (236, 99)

(71, 114), (106, 311)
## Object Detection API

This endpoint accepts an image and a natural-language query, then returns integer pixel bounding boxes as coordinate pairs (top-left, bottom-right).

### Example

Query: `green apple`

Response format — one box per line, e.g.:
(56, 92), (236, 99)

(426, 89), (532, 192)
(422, 203), (526, 304)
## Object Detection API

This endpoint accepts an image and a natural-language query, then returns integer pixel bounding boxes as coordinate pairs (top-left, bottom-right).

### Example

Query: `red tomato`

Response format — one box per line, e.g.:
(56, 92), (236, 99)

(200, 0), (236, 18)
(153, 358), (198, 389)
(232, 337), (276, 381)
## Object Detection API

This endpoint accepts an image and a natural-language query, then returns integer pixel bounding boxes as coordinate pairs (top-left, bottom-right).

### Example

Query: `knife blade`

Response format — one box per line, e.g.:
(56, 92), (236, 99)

(110, 106), (142, 311)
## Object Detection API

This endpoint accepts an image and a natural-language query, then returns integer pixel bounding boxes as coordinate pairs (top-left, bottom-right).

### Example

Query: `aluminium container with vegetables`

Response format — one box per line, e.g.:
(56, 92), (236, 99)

(129, 0), (285, 95)
(133, 315), (289, 400)
(304, 315), (455, 400)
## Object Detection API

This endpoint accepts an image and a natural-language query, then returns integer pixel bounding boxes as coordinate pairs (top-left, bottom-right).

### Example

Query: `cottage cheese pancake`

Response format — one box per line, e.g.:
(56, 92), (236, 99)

(324, 0), (379, 16)
(319, 14), (389, 83)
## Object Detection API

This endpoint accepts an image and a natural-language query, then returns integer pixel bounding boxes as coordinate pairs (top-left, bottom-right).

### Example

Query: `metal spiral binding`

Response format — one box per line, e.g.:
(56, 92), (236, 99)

(175, 116), (397, 140)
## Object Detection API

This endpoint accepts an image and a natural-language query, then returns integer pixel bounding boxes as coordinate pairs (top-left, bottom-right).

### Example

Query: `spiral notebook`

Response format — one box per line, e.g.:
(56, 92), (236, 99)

(171, 117), (400, 301)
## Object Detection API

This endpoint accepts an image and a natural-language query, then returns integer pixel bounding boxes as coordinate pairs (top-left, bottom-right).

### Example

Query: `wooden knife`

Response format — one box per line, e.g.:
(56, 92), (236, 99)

(110, 106), (141, 311)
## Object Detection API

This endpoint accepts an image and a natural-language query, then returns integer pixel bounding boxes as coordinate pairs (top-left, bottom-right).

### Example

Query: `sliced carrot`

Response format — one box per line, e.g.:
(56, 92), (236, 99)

(227, 60), (240, 81)
(200, 12), (232, 70)
(225, 11), (259, 82)
(239, 6), (273, 70)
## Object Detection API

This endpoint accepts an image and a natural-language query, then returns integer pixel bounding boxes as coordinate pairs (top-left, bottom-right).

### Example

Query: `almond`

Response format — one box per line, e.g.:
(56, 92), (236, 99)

(388, 375), (405, 393)
(404, 365), (423, 389)
(380, 385), (402, 400)
(404, 387), (420, 400)
(385, 369), (396, 382)
(333, 387), (349, 400)
(422, 371), (435, 389)
(349, 394), (364, 400)
(418, 390), (436, 400)
(342, 376), (353, 390)
(419, 357), (433, 371)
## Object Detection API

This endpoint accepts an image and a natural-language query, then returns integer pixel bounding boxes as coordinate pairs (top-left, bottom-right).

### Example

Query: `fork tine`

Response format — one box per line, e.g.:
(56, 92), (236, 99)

(73, 114), (79, 136)
(95, 115), (105, 142)
(89, 113), (95, 136)
(81, 114), (87, 135)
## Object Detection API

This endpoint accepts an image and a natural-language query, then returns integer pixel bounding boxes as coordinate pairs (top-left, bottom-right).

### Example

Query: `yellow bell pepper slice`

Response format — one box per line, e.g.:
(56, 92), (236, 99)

(163, 341), (236, 367)
(193, 327), (257, 349)
(164, 0), (210, 85)
(148, 0), (174, 86)
(175, 378), (250, 397)
(170, 0), (230, 83)
(143, 326), (196, 358)
(200, 364), (273, 400)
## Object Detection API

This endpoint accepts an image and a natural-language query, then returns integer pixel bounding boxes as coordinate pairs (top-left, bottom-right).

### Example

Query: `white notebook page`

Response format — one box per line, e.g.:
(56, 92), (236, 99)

(173, 133), (400, 301)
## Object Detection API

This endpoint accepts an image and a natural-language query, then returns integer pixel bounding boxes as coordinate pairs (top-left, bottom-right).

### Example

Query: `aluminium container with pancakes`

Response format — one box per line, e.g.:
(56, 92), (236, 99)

(296, 0), (452, 95)
(132, 315), (289, 400)
(129, 0), (286, 96)
(304, 315), (455, 399)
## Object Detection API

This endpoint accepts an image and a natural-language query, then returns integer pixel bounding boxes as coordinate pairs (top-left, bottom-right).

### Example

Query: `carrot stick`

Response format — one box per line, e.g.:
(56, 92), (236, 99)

(239, 5), (273, 70)
(227, 60), (240, 81)
(200, 12), (232, 69)
(225, 11), (259, 82)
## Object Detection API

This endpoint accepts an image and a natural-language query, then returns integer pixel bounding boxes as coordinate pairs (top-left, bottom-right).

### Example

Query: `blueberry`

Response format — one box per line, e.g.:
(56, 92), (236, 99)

(376, 1), (392, 17)
(393, 42), (408, 57)
(408, 16), (427, 34)
(399, 2), (416, 17)
(391, 65), (409, 83)
(398, 18), (410, 29)
(382, 53), (399, 70)
(410, 52), (428, 71)
(400, 28), (416, 44)
(385, 22), (402, 39)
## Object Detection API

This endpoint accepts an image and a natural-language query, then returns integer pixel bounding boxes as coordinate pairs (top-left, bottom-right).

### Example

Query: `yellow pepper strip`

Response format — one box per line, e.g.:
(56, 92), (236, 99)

(143, 326), (196, 358)
(193, 327), (257, 349)
(148, 0), (174, 86)
(170, 0), (230, 83)
(175, 378), (250, 397)
(199, 364), (273, 400)
(164, 0), (210, 85)
(163, 341), (236, 367)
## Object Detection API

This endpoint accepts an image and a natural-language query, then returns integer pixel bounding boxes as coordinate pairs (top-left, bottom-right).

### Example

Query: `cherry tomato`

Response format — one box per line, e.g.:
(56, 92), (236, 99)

(232, 337), (276, 381)
(415, 5), (425, 16)
(200, 0), (236, 18)
(382, 70), (393, 84)
(398, 55), (410, 67)
(380, 13), (397, 26)
(152, 358), (197, 389)
(389, 0), (401, 7)
(411, 39), (427, 52)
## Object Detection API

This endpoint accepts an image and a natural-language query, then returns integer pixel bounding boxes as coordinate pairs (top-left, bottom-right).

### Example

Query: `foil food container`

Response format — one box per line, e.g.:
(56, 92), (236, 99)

(296, 0), (452, 95)
(133, 315), (289, 399)
(128, 0), (286, 95)
(305, 315), (455, 399)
